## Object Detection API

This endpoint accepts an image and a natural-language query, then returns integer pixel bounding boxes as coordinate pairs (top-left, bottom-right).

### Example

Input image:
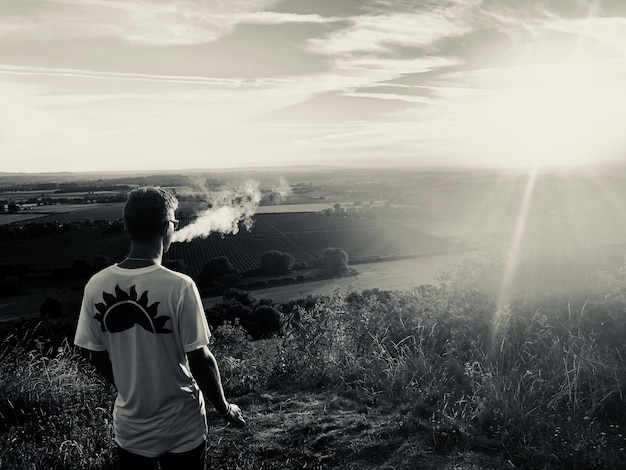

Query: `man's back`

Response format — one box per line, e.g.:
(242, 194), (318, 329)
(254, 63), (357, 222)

(75, 263), (211, 457)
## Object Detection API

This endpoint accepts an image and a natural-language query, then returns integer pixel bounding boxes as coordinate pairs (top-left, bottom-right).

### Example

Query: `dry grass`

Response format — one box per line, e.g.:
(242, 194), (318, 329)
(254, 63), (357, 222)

(0, 334), (116, 469)
(1, 276), (625, 469)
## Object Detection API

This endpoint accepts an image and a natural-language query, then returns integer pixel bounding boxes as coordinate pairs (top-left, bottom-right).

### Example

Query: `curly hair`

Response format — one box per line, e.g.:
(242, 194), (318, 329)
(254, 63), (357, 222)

(123, 187), (178, 242)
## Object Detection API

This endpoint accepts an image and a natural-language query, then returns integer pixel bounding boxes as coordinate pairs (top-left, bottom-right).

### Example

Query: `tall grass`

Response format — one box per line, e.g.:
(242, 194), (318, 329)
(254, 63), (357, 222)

(1, 262), (625, 468)
(273, 283), (626, 469)
(0, 330), (116, 470)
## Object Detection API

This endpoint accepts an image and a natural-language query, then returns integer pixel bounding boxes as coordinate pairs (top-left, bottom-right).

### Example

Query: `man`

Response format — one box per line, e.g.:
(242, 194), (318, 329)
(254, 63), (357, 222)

(75, 187), (245, 469)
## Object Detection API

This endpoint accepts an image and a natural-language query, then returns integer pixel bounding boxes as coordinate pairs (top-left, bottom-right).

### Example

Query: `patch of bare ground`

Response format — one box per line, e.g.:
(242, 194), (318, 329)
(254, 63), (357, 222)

(204, 390), (510, 470)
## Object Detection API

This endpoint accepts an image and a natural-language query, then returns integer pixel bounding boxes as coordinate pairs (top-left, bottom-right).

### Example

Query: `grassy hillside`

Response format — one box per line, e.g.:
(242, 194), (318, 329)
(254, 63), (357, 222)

(1, 259), (625, 469)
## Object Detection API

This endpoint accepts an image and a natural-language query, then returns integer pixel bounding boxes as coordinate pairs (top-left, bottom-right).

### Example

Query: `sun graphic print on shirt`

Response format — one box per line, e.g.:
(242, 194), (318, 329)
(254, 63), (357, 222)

(94, 285), (172, 334)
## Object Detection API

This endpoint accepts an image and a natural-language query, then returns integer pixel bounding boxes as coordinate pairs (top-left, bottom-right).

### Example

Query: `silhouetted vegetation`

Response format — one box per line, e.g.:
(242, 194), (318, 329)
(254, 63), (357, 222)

(260, 250), (295, 276)
(195, 257), (240, 294)
(319, 247), (349, 275)
(205, 289), (282, 340)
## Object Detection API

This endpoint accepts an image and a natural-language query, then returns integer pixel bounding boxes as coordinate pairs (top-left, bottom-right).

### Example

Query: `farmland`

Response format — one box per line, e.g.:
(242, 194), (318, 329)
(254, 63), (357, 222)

(166, 212), (461, 276)
(0, 210), (461, 278)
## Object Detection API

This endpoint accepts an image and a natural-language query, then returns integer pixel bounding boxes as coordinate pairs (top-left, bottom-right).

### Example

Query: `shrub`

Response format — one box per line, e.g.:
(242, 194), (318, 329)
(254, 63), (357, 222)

(260, 250), (295, 276)
(254, 305), (283, 338)
(320, 247), (349, 276)
(195, 257), (239, 293)
(205, 294), (283, 340)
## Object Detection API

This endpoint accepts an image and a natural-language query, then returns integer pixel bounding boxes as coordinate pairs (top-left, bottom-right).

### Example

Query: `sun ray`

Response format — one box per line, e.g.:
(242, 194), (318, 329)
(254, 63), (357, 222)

(460, 174), (529, 246)
(496, 166), (539, 311)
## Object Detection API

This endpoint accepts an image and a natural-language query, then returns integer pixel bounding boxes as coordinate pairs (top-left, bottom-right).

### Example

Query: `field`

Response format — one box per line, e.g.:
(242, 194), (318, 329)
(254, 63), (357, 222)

(166, 213), (460, 276)
(0, 205), (463, 323)
(0, 209), (460, 278)
(0, 228), (129, 270)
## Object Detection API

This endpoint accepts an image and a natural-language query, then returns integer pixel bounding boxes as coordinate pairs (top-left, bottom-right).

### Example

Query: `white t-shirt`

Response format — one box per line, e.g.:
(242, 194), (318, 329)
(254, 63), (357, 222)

(74, 263), (211, 458)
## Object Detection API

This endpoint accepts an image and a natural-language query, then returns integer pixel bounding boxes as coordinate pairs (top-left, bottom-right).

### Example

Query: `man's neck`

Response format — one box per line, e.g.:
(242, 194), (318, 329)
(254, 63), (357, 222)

(124, 240), (164, 265)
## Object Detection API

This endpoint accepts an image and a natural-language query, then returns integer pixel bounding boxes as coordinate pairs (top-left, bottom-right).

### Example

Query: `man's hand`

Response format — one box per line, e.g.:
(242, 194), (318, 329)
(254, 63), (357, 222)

(220, 403), (246, 427)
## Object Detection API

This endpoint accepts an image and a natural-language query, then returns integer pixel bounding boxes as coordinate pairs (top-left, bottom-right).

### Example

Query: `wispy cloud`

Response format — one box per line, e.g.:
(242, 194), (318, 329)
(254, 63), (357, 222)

(1, 0), (282, 45)
(217, 11), (341, 25)
(0, 64), (290, 88)
(2, 0), (626, 171)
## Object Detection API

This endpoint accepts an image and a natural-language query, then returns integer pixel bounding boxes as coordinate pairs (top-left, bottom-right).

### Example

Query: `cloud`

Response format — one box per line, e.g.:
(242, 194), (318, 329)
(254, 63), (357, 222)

(0, 0), (282, 46)
(0, 64), (288, 88)
(309, 12), (468, 57)
(544, 17), (626, 57)
(218, 11), (340, 25)
(3, 0), (626, 172)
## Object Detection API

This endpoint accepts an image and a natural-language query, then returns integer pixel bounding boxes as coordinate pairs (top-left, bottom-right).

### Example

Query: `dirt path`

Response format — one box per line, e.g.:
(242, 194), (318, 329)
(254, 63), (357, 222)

(204, 390), (509, 470)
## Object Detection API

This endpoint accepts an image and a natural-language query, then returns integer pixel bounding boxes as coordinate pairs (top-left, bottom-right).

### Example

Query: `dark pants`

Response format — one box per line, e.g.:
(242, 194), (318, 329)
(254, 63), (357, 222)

(117, 440), (206, 470)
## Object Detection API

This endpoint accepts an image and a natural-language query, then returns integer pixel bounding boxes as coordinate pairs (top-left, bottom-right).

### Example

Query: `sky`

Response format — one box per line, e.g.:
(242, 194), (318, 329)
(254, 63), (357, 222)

(2, 0), (626, 173)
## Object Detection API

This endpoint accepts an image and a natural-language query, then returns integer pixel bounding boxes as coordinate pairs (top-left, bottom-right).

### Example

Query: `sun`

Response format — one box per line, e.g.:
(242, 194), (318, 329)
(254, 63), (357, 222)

(94, 285), (171, 334)
(487, 60), (623, 167)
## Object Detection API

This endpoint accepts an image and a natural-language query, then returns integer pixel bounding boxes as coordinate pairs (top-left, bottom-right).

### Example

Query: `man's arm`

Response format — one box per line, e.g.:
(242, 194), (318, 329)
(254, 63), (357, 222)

(89, 350), (116, 388)
(187, 346), (245, 426)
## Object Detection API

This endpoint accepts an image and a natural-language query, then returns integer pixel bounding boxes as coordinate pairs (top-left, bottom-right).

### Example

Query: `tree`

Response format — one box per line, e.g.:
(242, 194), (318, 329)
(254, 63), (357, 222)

(196, 257), (239, 292)
(322, 247), (349, 276)
(260, 251), (295, 276)
(223, 288), (254, 307)
(163, 259), (189, 274)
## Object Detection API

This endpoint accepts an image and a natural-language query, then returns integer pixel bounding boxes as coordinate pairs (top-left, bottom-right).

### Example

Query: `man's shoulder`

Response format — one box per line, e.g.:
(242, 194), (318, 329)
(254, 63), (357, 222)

(158, 265), (195, 286)
(86, 264), (118, 284)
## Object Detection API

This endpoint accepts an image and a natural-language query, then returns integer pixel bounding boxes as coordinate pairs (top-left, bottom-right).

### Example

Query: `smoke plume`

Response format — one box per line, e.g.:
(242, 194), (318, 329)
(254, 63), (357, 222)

(172, 180), (261, 243)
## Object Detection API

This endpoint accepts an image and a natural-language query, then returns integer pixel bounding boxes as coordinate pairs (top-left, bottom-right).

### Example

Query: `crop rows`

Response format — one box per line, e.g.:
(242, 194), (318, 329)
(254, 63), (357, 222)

(166, 213), (457, 276)
(167, 232), (318, 275)
(252, 213), (385, 233)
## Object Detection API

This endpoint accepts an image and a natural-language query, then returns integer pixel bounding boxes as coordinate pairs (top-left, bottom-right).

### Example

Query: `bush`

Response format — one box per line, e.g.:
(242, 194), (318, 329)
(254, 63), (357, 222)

(260, 251), (295, 276)
(254, 305), (283, 338)
(320, 247), (349, 276)
(195, 257), (239, 293)
(205, 295), (283, 340)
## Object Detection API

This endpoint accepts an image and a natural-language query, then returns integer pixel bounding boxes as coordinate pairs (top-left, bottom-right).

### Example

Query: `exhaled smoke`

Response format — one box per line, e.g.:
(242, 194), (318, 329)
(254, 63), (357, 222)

(265, 178), (292, 204)
(172, 180), (261, 243)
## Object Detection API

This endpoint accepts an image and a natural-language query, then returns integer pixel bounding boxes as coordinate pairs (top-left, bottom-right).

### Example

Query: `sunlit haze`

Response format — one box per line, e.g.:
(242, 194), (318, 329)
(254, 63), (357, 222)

(2, 0), (626, 172)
